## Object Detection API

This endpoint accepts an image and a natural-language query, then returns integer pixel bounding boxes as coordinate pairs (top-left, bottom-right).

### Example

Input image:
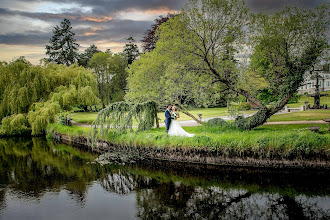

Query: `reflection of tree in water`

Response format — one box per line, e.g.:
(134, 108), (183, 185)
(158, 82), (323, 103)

(99, 168), (159, 195)
(135, 183), (330, 220)
(0, 138), (329, 219)
(0, 137), (99, 207)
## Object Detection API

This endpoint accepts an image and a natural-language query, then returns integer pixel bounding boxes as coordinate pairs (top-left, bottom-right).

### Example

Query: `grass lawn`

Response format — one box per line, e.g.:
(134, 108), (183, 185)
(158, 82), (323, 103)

(70, 91), (329, 124)
(70, 107), (257, 124)
(269, 110), (330, 121)
(70, 112), (99, 124)
(287, 91), (330, 108)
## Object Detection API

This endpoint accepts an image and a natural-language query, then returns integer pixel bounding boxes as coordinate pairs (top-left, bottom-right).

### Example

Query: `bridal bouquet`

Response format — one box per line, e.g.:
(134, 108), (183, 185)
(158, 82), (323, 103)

(171, 112), (178, 120)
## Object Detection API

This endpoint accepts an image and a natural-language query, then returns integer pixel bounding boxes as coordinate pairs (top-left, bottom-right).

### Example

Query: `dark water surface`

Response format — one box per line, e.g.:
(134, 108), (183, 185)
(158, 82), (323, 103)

(0, 137), (329, 220)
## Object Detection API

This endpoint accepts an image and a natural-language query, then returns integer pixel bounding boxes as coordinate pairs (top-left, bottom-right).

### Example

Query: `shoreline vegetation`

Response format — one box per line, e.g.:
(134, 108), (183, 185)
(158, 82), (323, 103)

(46, 122), (330, 169)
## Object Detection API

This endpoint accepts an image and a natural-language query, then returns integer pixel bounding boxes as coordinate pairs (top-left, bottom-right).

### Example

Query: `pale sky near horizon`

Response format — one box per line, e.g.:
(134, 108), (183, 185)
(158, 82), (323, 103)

(0, 0), (328, 64)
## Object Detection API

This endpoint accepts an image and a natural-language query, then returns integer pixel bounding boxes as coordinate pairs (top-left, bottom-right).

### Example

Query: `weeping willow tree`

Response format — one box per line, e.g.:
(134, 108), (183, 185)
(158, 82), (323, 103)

(89, 101), (158, 146)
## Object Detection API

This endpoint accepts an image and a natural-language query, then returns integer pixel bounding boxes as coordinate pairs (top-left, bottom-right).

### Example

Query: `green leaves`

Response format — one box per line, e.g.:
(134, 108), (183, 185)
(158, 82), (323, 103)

(0, 58), (99, 136)
(45, 19), (79, 66)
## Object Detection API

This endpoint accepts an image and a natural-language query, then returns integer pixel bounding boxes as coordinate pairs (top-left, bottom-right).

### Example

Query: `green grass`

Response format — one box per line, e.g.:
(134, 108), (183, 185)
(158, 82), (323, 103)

(70, 107), (256, 124)
(70, 112), (99, 124)
(69, 92), (329, 124)
(287, 91), (330, 108)
(269, 110), (330, 121)
(47, 123), (330, 160)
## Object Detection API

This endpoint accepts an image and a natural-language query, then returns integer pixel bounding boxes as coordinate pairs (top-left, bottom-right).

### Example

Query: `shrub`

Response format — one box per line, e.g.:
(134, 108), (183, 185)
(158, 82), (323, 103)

(0, 114), (30, 136)
(237, 102), (251, 111)
(206, 118), (227, 127)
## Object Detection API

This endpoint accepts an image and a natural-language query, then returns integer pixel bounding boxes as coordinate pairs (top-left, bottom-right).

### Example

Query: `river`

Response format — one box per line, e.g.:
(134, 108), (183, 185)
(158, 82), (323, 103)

(0, 137), (329, 219)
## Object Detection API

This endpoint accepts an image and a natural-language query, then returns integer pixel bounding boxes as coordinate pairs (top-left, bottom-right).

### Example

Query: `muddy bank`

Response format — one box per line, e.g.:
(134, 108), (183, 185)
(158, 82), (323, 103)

(50, 131), (330, 169)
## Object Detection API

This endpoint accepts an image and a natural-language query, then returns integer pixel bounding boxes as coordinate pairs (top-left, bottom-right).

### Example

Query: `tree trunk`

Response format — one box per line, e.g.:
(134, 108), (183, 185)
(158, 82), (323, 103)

(176, 104), (202, 124)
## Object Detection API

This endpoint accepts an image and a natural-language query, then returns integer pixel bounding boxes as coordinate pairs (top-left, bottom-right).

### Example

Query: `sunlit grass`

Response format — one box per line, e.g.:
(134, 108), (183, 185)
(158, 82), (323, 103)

(287, 91), (330, 108)
(70, 107), (256, 124)
(269, 110), (330, 121)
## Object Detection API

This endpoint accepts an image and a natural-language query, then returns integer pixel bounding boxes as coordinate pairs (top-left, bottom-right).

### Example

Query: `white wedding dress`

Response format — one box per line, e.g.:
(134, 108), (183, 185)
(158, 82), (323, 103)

(168, 117), (195, 137)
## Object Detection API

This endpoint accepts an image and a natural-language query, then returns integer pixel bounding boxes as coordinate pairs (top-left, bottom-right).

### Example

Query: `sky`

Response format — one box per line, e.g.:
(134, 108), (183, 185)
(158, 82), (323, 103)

(0, 0), (328, 64)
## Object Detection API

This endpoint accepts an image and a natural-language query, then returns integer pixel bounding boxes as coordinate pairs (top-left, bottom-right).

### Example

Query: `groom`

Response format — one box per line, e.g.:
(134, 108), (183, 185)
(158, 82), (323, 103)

(165, 104), (172, 133)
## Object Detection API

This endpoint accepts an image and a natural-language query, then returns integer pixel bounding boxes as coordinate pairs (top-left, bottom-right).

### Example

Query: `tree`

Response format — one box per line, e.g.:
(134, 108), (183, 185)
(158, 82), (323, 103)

(125, 49), (226, 117)
(78, 44), (101, 67)
(0, 58), (99, 136)
(141, 14), (175, 52)
(155, 0), (329, 129)
(89, 52), (128, 107)
(45, 19), (79, 66)
(123, 36), (140, 65)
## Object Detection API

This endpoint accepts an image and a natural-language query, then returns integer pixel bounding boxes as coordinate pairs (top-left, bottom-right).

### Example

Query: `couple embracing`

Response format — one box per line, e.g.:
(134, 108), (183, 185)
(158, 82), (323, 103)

(165, 104), (195, 137)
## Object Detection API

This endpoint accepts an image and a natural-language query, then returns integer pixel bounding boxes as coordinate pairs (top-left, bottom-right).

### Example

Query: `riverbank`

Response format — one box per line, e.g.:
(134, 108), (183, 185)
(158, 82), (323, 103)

(46, 123), (330, 169)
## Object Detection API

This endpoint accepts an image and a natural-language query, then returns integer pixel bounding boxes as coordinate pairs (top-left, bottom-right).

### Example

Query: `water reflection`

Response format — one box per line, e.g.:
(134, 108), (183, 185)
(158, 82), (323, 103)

(0, 137), (329, 219)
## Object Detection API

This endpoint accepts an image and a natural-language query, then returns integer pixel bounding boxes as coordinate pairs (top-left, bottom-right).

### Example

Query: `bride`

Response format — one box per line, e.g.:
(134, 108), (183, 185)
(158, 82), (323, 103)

(168, 106), (195, 137)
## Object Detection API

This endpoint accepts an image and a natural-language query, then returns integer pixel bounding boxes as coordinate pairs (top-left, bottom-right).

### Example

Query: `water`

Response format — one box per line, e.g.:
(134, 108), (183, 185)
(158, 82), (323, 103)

(0, 137), (329, 220)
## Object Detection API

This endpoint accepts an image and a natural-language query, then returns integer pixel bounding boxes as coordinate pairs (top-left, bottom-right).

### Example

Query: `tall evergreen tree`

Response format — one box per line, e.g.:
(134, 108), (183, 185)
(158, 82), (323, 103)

(123, 36), (139, 65)
(78, 44), (101, 68)
(45, 19), (79, 66)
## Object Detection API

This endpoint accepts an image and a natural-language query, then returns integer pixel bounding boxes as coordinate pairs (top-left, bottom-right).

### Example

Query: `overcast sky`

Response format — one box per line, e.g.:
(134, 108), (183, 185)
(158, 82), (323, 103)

(0, 0), (328, 64)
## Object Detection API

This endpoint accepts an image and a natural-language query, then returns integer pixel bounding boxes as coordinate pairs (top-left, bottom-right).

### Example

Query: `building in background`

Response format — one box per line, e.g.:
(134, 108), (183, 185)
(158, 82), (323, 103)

(298, 69), (330, 95)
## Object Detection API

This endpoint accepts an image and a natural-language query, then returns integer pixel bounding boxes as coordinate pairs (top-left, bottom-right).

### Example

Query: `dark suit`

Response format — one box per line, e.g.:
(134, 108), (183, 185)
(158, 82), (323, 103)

(165, 109), (171, 133)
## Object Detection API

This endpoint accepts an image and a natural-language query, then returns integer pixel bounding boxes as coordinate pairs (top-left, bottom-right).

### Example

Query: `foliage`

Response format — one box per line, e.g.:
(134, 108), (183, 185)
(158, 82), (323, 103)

(45, 19), (79, 66)
(56, 111), (72, 126)
(28, 101), (61, 135)
(153, 0), (329, 129)
(206, 118), (227, 127)
(237, 102), (251, 111)
(78, 44), (101, 67)
(126, 49), (225, 108)
(141, 14), (176, 52)
(123, 36), (140, 65)
(89, 52), (128, 106)
(0, 58), (99, 136)
(0, 114), (30, 136)
(90, 101), (158, 145)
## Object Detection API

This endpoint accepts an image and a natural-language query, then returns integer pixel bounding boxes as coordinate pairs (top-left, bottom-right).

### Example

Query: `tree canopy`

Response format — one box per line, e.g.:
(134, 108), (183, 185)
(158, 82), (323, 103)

(149, 0), (329, 129)
(45, 19), (79, 66)
(141, 14), (175, 52)
(89, 52), (128, 107)
(0, 58), (99, 135)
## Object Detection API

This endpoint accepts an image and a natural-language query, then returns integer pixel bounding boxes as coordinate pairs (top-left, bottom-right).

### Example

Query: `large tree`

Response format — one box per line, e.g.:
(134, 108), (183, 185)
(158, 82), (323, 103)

(45, 19), (79, 66)
(155, 0), (329, 129)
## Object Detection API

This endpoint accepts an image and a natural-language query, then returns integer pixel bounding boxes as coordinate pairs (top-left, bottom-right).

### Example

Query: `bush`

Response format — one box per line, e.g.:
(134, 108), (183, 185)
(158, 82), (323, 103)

(206, 118), (227, 127)
(0, 114), (30, 136)
(237, 102), (251, 111)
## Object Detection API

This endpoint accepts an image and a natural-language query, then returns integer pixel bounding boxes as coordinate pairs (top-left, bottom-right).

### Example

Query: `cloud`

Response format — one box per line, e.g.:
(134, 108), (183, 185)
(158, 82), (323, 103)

(0, 0), (327, 64)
